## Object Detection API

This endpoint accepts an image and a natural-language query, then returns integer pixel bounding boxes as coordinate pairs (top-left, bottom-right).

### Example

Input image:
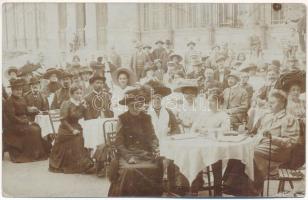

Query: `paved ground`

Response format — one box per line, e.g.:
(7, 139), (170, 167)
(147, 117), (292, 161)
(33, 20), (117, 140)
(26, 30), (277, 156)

(2, 153), (305, 197)
(2, 153), (110, 197)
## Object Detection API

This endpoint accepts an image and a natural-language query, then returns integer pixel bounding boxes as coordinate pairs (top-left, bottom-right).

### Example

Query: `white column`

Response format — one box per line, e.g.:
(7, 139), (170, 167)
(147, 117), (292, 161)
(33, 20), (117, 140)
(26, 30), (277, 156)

(85, 3), (97, 51)
(66, 3), (77, 51)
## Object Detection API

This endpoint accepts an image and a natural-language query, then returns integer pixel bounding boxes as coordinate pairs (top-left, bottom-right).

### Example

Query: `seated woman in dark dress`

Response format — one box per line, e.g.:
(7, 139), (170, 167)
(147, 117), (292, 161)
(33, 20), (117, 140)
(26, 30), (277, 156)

(108, 85), (163, 197)
(49, 85), (95, 174)
(3, 78), (51, 163)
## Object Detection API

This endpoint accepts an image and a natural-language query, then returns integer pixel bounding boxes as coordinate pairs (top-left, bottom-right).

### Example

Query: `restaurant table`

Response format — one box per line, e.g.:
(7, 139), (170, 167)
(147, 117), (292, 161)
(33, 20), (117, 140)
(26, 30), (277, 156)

(159, 133), (260, 196)
(35, 114), (117, 149)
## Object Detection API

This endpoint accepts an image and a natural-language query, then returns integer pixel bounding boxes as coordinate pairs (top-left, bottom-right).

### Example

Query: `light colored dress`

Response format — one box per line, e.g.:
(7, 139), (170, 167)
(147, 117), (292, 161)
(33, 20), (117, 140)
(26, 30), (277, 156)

(286, 97), (306, 120)
(111, 85), (128, 118)
(191, 110), (230, 134)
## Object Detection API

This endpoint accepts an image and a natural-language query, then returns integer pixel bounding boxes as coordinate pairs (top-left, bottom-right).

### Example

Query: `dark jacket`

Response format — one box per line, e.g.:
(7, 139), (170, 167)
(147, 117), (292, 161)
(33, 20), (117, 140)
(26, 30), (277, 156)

(84, 90), (114, 120)
(115, 111), (158, 161)
(51, 87), (70, 110)
(24, 92), (49, 121)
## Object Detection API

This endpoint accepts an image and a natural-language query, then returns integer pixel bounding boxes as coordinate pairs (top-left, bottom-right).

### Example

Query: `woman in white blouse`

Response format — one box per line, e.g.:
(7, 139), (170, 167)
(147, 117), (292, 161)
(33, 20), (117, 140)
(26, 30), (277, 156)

(192, 94), (230, 134)
(111, 67), (137, 117)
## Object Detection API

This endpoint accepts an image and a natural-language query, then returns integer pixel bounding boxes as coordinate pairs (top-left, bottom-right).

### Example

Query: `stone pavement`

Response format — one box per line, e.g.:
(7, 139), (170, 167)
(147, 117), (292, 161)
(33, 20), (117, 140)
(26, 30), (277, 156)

(2, 153), (110, 197)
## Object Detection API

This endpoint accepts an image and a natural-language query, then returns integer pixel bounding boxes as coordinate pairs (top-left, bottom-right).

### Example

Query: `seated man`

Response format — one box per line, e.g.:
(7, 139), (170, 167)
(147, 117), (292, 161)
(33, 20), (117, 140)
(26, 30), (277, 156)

(108, 85), (163, 197)
(24, 77), (49, 122)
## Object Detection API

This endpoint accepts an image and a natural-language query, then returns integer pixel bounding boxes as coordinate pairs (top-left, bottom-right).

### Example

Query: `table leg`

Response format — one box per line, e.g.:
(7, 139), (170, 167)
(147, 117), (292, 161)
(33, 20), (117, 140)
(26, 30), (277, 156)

(212, 160), (222, 196)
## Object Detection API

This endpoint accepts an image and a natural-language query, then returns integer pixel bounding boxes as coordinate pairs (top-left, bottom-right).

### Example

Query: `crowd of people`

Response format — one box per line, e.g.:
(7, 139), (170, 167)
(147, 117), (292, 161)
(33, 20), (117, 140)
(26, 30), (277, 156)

(2, 38), (306, 197)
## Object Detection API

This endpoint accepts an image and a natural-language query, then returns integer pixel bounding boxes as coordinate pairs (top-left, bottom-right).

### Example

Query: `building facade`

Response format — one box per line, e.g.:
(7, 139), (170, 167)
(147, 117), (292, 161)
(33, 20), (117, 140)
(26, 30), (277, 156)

(2, 3), (305, 67)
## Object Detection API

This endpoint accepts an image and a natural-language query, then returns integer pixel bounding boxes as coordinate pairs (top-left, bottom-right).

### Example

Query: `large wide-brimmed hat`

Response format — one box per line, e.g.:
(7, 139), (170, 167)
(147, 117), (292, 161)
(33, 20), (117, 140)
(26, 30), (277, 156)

(112, 67), (137, 86)
(17, 63), (41, 77)
(79, 66), (93, 75)
(187, 41), (196, 47)
(145, 80), (171, 97)
(8, 78), (26, 89)
(239, 63), (258, 72)
(276, 70), (305, 93)
(43, 68), (61, 79)
(6, 66), (18, 76)
(155, 40), (164, 45)
(29, 76), (41, 85)
(174, 79), (199, 93)
(169, 53), (183, 62)
(226, 71), (240, 81)
(89, 73), (106, 84)
(119, 84), (152, 105)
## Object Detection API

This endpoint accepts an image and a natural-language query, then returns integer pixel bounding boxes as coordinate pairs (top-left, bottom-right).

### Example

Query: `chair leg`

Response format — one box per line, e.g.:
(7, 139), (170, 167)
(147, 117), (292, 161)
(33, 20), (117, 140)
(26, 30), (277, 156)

(277, 180), (282, 193)
(206, 166), (212, 196)
(289, 181), (294, 189)
(281, 180), (285, 192)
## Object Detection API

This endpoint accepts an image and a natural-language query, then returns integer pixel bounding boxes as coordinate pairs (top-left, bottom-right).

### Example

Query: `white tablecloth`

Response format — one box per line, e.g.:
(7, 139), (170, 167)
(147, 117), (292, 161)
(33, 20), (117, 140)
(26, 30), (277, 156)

(35, 115), (117, 149)
(160, 135), (258, 185)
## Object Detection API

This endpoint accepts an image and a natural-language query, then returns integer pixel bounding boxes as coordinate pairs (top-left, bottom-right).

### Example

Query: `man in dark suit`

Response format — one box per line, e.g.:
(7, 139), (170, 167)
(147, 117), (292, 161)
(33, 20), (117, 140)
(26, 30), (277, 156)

(50, 71), (72, 110)
(152, 40), (168, 72)
(223, 71), (249, 130)
(24, 77), (49, 121)
(84, 74), (113, 120)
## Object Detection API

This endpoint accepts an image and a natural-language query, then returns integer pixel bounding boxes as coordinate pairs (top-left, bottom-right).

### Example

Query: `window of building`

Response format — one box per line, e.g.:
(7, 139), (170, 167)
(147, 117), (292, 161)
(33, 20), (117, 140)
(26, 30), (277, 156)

(217, 3), (241, 28)
(58, 4), (67, 50)
(96, 3), (108, 50)
(76, 3), (86, 47)
(271, 4), (286, 24)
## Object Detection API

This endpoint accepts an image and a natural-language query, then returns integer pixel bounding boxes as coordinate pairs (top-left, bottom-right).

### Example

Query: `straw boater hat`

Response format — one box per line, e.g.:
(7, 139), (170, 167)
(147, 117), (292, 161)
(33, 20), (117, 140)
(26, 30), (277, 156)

(29, 76), (41, 85)
(174, 79), (199, 93)
(145, 80), (171, 97)
(43, 68), (61, 79)
(112, 67), (137, 86)
(226, 71), (240, 81)
(155, 40), (164, 45)
(239, 63), (258, 73)
(119, 85), (152, 105)
(79, 66), (93, 75)
(169, 53), (183, 62)
(89, 73), (106, 84)
(8, 78), (26, 89)
(216, 55), (225, 63)
(187, 41), (196, 47)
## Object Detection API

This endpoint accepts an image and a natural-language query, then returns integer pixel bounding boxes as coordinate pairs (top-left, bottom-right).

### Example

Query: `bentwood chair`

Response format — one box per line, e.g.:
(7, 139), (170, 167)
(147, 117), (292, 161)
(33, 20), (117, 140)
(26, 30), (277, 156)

(262, 121), (305, 197)
(47, 109), (61, 143)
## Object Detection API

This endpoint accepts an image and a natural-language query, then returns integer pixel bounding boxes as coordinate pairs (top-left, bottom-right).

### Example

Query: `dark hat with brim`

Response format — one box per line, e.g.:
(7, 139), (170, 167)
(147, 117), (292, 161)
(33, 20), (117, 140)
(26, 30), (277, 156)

(155, 40), (164, 45)
(169, 53), (183, 62)
(271, 60), (281, 68)
(29, 76), (41, 85)
(276, 70), (305, 93)
(112, 67), (137, 86)
(145, 80), (171, 97)
(89, 73), (106, 84)
(8, 78), (26, 88)
(174, 79), (199, 94)
(43, 68), (61, 79)
(187, 41), (196, 47)
(119, 85), (152, 105)
(60, 71), (73, 79)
